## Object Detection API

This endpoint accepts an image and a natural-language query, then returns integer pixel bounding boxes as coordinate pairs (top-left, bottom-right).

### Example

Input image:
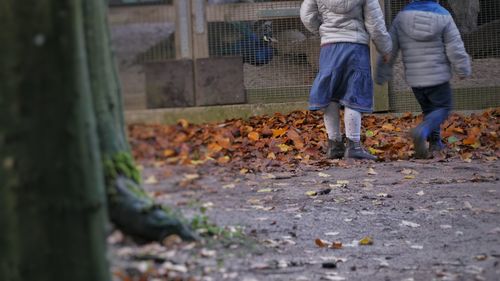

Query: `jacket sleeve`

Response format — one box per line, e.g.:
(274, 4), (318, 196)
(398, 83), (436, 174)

(363, 0), (392, 55)
(443, 18), (471, 78)
(375, 20), (400, 85)
(300, 0), (321, 35)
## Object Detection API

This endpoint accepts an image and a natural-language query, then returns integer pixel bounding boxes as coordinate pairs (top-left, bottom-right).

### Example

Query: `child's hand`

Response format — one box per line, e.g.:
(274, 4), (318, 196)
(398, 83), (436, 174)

(382, 53), (391, 64)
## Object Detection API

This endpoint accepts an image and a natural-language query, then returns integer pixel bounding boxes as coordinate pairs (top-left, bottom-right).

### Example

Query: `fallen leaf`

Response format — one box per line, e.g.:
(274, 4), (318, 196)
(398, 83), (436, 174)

(305, 190), (318, 197)
(358, 236), (373, 246)
(401, 220), (420, 228)
(257, 188), (272, 193)
(447, 136), (459, 144)
(277, 143), (291, 152)
(367, 168), (378, 175)
(223, 183), (235, 189)
(248, 131), (260, 141)
(382, 124), (395, 131)
(184, 173), (200, 180)
(331, 241), (343, 249)
(315, 238), (329, 248)
(475, 254), (487, 261)
(217, 155), (231, 164)
(416, 190), (425, 196)
(318, 172), (331, 178)
(144, 175), (158, 184)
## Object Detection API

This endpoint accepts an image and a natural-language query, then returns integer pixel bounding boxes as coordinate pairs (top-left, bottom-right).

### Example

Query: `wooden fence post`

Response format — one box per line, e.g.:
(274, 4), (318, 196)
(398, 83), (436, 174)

(371, 0), (390, 112)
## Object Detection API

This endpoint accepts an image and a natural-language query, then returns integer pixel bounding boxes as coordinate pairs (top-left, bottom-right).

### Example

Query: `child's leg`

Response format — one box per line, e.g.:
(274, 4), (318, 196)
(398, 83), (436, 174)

(411, 83), (452, 157)
(414, 83), (452, 139)
(322, 102), (345, 159)
(412, 87), (444, 144)
(323, 102), (342, 141)
(344, 107), (376, 160)
(344, 107), (361, 142)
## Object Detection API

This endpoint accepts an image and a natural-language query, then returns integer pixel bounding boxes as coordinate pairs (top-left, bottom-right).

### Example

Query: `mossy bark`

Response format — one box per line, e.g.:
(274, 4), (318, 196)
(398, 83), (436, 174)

(83, 0), (196, 241)
(0, 1), (110, 280)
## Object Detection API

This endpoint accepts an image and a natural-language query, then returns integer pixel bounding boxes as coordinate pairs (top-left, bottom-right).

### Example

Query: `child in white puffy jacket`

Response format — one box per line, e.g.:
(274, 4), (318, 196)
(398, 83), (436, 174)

(376, 0), (471, 159)
(301, 0), (392, 160)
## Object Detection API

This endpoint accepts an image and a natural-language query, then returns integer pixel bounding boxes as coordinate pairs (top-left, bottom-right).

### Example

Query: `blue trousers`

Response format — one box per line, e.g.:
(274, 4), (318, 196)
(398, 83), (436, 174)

(411, 82), (452, 140)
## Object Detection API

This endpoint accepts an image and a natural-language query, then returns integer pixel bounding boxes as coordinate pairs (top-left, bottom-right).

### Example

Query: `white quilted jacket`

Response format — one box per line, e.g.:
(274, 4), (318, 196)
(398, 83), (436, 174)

(300, 0), (392, 55)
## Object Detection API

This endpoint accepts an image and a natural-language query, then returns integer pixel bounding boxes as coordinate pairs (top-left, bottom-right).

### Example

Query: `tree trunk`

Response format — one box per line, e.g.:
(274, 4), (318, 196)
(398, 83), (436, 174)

(83, 0), (197, 241)
(0, 1), (110, 281)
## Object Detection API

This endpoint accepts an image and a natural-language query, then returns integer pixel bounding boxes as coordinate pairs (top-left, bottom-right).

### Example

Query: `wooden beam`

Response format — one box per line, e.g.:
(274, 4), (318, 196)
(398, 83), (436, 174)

(108, 5), (176, 24)
(206, 1), (301, 22)
(108, 1), (302, 25)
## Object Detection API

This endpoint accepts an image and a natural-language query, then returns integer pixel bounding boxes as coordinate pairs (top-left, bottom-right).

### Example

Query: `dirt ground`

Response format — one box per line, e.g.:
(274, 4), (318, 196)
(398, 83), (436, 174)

(110, 158), (500, 281)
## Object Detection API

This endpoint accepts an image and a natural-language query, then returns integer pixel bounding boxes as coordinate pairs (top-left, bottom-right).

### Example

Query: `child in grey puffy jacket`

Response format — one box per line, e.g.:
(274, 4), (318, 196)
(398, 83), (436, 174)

(376, 0), (471, 159)
(301, 0), (392, 160)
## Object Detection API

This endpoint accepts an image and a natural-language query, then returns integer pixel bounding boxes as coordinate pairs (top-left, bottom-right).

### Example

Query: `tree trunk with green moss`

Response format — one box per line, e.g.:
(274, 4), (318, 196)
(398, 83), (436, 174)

(1, 0), (195, 279)
(83, 0), (196, 242)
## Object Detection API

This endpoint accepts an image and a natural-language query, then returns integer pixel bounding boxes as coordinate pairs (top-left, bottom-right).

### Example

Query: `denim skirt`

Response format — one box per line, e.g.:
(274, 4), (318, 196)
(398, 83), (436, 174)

(308, 43), (374, 113)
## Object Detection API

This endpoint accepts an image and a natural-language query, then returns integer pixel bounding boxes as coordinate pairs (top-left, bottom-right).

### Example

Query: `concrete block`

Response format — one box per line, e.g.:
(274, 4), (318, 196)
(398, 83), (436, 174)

(144, 59), (195, 108)
(195, 57), (246, 106)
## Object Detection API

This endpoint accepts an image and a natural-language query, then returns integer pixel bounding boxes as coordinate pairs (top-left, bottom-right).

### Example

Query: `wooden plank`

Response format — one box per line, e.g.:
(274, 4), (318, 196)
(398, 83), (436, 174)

(371, 0), (389, 112)
(108, 5), (176, 24)
(206, 1), (301, 22)
(191, 0), (209, 59)
(108, 1), (302, 24)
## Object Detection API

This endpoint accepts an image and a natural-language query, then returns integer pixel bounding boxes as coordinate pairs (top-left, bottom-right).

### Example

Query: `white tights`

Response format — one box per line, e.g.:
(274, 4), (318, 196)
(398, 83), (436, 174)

(322, 102), (361, 142)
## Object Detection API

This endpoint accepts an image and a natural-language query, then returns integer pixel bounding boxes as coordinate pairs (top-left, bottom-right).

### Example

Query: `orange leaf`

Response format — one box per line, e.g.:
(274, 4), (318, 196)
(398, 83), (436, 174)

(452, 127), (465, 134)
(248, 131), (260, 141)
(163, 149), (176, 157)
(462, 135), (477, 145)
(177, 119), (189, 129)
(272, 128), (287, 138)
(382, 124), (395, 131)
(469, 126), (482, 136)
(215, 135), (231, 149)
(207, 143), (223, 153)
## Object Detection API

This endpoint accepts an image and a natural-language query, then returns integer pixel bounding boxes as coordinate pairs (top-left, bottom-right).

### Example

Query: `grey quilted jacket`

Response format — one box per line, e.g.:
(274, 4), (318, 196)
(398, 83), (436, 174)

(376, 1), (471, 87)
(300, 0), (392, 55)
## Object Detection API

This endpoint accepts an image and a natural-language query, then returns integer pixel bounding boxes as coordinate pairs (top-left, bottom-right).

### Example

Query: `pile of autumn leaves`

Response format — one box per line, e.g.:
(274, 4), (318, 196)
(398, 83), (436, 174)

(129, 108), (499, 171)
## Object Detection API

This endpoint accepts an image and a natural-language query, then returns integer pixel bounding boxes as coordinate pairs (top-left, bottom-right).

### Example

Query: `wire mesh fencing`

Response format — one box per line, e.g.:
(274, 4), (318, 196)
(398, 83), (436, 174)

(108, 0), (500, 112)
(386, 0), (500, 112)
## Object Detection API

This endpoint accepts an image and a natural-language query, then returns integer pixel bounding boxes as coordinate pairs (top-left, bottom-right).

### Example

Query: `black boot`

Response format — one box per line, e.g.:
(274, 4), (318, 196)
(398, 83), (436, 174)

(428, 132), (445, 153)
(344, 138), (377, 160)
(326, 138), (345, 159)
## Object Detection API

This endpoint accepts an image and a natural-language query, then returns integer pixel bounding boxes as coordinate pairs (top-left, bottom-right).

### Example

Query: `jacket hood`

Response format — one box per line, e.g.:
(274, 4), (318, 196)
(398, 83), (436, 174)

(324, 0), (364, 14)
(398, 2), (449, 41)
(398, 12), (445, 41)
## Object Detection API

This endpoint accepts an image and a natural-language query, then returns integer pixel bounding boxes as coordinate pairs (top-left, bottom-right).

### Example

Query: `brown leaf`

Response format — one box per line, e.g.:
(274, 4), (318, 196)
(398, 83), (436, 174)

(287, 129), (305, 149)
(315, 238), (328, 248)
